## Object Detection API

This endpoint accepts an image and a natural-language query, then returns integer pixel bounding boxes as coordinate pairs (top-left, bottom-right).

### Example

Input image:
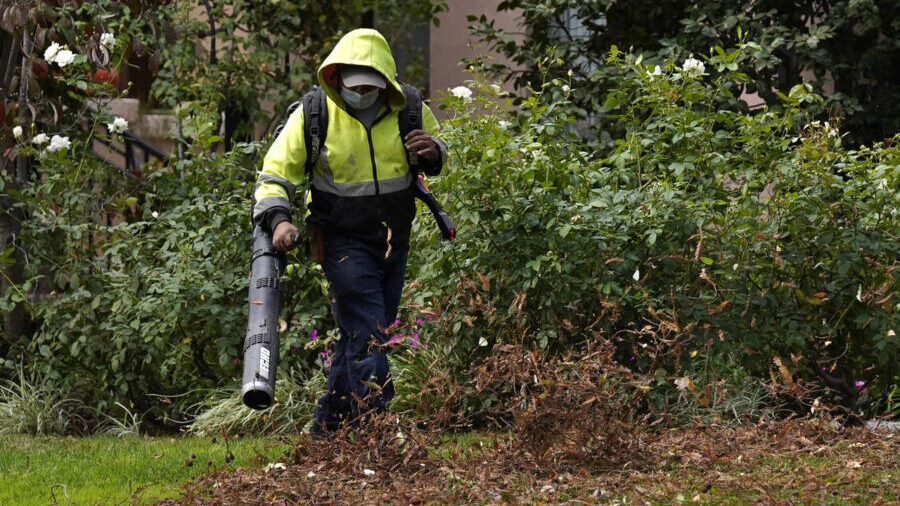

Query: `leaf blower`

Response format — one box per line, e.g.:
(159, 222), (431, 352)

(241, 224), (296, 410)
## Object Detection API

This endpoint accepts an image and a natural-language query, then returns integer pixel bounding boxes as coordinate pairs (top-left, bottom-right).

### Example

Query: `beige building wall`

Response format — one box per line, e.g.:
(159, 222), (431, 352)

(429, 0), (523, 103)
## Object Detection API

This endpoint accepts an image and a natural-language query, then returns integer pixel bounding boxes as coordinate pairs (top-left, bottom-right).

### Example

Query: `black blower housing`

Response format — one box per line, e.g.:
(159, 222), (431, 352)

(241, 224), (285, 410)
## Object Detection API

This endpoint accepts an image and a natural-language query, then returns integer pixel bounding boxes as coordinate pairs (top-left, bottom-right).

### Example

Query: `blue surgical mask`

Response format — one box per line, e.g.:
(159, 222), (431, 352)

(341, 87), (380, 110)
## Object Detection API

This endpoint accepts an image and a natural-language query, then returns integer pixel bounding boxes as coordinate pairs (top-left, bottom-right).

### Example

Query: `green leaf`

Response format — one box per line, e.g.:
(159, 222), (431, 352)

(700, 257), (714, 265)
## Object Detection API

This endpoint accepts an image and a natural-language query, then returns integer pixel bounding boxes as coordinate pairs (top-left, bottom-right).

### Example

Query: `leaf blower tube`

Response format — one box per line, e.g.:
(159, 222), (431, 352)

(241, 224), (291, 410)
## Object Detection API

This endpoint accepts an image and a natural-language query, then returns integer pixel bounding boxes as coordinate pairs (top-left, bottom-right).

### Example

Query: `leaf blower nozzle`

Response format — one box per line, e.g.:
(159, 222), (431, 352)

(241, 224), (285, 410)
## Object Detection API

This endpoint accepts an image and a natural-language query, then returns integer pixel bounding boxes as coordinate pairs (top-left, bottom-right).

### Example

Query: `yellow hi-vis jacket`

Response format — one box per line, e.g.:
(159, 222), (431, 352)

(252, 29), (444, 245)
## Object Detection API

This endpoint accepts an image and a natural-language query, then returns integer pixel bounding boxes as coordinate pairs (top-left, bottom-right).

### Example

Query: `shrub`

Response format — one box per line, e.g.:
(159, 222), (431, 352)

(407, 49), (897, 420)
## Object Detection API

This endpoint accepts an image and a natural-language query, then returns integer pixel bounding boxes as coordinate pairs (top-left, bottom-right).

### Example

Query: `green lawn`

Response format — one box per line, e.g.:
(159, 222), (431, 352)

(0, 434), (292, 505)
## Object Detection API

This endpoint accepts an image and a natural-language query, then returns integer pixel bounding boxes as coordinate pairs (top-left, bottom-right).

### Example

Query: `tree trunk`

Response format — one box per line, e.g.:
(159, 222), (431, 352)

(1, 30), (32, 349)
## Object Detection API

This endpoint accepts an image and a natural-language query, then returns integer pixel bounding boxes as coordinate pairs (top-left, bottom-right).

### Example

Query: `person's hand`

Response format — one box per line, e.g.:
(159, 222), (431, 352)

(404, 129), (439, 162)
(273, 221), (300, 252)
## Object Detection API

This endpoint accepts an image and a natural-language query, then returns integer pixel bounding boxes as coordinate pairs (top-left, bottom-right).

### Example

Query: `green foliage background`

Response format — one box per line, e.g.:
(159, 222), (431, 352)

(472, 0), (900, 148)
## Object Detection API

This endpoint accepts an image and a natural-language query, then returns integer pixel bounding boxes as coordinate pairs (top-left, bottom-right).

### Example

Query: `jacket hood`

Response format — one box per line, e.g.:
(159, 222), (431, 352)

(318, 29), (405, 110)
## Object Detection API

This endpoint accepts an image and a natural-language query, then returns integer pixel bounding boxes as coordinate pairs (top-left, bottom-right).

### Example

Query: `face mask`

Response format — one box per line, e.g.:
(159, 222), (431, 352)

(341, 87), (380, 110)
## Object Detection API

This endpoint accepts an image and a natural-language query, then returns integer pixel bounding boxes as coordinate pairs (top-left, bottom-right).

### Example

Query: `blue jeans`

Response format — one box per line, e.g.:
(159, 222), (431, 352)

(311, 233), (408, 434)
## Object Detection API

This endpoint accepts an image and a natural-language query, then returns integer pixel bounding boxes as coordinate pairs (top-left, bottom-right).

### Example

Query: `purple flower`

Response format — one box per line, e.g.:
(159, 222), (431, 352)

(412, 332), (419, 340)
(855, 380), (865, 388)
(416, 318), (422, 326)
(290, 346), (301, 355)
(410, 340), (418, 350)
(309, 329), (318, 341)
(629, 355), (636, 361)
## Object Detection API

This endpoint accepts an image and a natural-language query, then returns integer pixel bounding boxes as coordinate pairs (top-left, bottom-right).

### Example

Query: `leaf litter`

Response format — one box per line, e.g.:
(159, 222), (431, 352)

(160, 341), (899, 504)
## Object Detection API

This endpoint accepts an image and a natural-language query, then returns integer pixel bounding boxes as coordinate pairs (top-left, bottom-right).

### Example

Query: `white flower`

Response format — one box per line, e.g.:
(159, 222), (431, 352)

(107, 117), (128, 135)
(45, 135), (71, 153)
(151, 211), (159, 219)
(32, 133), (50, 146)
(449, 86), (472, 99)
(100, 33), (116, 50)
(674, 377), (692, 391)
(681, 57), (705, 78)
(44, 42), (61, 62)
(567, 69), (573, 77)
(632, 268), (640, 281)
(53, 49), (75, 68)
(307, 470), (316, 478)
(647, 65), (662, 79)
(888, 330), (896, 337)
(877, 178), (888, 190)
(363, 468), (375, 476)
(12, 126), (23, 139)
(561, 84), (570, 92)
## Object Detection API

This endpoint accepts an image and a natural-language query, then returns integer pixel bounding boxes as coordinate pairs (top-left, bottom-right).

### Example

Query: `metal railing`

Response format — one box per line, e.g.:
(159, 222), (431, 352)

(92, 130), (168, 178)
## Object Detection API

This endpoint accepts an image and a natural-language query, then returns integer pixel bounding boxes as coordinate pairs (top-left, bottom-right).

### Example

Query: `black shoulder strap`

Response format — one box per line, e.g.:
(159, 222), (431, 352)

(398, 84), (423, 167)
(398, 83), (423, 137)
(301, 86), (328, 176)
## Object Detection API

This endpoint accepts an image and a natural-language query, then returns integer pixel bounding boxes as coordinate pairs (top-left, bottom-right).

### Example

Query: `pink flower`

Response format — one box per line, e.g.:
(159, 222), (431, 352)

(309, 329), (318, 341)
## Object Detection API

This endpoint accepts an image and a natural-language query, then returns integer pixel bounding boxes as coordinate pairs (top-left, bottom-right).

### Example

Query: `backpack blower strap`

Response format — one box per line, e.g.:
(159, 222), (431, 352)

(302, 86), (328, 177)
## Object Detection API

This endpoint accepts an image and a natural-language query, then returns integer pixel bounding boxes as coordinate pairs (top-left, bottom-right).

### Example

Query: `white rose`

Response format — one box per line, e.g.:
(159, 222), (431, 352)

(32, 133), (50, 146)
(681, 57), (705, 78)
(44, 42), (61, 62)
(53, 49), (75, 68)
(12, 126), (23, 139)
(562, 84), (570, 92)
(107, 117), (128, 135)
(100, 33), (116, 50)
(647, 65), (662, 79)
(449, 86), (472, 99)
(45, 135), (71, 153)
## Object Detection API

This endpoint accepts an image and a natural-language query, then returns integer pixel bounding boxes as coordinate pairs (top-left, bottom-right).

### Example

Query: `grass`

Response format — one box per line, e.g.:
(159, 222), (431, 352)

(0, 434), (292, 505)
